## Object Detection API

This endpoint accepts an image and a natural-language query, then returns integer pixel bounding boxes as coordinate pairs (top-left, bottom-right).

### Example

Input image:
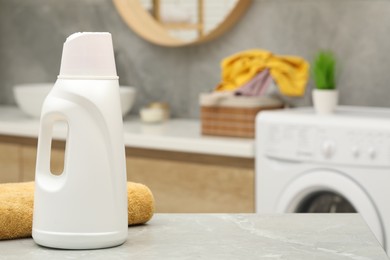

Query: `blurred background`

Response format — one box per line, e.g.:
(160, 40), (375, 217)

(2, 0), (390, 118)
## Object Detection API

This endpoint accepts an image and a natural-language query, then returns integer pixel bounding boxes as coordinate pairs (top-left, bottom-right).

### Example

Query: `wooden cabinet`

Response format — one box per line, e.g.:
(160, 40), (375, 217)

(0, 142), (21, 183)
(20, 144), (37, 182)
(0, 135), (66, 182)
(0, 135), (255, 213)
(126, 148), (254, 213)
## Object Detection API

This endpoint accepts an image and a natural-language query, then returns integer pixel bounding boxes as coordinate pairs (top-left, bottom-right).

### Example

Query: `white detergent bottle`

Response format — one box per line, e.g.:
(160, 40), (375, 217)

(32, 32), (128, 249)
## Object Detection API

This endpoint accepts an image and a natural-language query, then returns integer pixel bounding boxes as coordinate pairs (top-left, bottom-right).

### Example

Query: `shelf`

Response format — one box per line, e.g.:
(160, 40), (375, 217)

(153, 0), (204, 36)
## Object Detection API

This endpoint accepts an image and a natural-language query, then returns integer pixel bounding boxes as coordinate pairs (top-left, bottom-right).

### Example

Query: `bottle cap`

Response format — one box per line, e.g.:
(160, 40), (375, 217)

(58, 32), (118, 79)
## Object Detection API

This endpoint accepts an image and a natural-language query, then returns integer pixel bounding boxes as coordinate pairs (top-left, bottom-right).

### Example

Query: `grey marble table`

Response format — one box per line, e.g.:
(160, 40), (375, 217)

(0, 214), (387, 259)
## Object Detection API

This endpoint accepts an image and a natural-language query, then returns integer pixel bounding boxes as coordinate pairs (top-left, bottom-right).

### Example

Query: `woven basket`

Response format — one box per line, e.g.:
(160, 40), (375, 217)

(200, 93), (283, 138)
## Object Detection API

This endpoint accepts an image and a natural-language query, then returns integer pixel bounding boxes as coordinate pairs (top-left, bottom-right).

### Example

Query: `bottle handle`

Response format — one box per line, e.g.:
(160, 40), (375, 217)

(36, 112), (68, 180)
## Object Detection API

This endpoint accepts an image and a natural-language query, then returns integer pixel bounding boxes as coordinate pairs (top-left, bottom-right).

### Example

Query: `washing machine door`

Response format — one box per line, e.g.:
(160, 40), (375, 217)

(276, 169), (385, 249)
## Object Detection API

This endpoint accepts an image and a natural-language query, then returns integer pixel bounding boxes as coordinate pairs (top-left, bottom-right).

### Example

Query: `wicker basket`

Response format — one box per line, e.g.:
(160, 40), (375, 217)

(200, 93), (284, 138)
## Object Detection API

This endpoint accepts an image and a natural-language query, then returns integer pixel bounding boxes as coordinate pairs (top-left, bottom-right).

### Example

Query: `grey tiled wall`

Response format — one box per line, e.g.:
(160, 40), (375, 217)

(1, 0), (390, 118)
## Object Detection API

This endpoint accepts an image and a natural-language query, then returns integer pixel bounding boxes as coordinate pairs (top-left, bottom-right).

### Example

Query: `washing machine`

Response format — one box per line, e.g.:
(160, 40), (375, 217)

(256, 106), (390, 252)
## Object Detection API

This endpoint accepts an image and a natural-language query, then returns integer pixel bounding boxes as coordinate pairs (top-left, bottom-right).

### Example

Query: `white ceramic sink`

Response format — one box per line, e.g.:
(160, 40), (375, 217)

(13, 83), (136, 118)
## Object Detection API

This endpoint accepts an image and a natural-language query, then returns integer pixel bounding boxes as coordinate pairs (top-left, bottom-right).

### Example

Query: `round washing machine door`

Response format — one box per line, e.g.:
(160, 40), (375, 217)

(276, 169), (385, 248)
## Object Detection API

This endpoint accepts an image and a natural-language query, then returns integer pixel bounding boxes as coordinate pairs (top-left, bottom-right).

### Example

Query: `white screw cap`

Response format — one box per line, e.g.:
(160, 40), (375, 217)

(58, 32), (118, 79)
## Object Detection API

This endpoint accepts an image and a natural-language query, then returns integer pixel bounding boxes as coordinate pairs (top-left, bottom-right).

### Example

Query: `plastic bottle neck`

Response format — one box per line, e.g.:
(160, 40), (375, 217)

(57, 75), (119, 80)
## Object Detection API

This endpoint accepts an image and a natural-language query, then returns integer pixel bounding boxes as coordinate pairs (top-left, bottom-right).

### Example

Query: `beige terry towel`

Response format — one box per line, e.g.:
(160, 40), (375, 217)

(0, 182), (155, 240)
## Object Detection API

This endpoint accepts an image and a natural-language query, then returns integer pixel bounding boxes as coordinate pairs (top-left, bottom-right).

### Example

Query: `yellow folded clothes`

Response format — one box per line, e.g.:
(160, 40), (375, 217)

(0, 181), (155, 240)
(216, 49), (309, 97)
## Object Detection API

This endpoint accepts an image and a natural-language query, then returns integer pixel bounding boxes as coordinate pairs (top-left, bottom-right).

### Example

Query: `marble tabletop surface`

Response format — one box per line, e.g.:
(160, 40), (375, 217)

(0, 106), (254, 158)
(0, 214), (387, 259)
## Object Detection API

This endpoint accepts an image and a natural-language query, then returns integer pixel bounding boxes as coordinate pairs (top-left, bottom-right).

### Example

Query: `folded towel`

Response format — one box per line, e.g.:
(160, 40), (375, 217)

(0, 181), (155, 240)
(234, 69), (272, 97)
(216, 49), (309, 97)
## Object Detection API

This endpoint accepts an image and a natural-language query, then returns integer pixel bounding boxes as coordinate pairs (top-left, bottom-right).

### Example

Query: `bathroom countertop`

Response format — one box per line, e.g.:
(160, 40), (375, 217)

(0, 106), (254, 158)
(0, 214), (387, 259)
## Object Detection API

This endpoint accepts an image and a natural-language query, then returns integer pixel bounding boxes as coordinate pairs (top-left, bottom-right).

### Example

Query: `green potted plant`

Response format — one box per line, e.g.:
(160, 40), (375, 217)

(312, 50), (338, 114)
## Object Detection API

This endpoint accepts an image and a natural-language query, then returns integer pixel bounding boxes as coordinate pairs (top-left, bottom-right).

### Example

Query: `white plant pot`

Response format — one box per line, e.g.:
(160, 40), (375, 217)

(312, 89), (338, 114)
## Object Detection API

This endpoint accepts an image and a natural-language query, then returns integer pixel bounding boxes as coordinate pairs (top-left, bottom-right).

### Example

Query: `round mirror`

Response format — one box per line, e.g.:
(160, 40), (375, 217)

(112, 0), (252, 47)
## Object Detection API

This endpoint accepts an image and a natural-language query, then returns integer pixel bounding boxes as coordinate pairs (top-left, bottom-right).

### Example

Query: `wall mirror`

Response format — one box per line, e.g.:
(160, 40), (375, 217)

(112, 0), (252, 47)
